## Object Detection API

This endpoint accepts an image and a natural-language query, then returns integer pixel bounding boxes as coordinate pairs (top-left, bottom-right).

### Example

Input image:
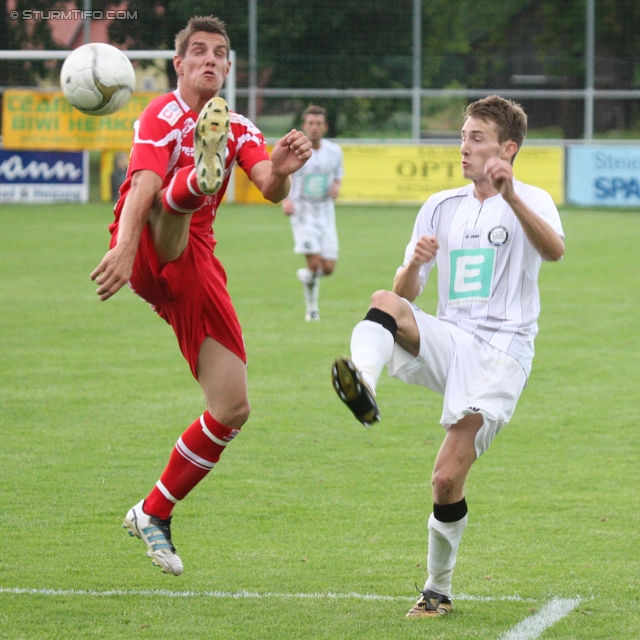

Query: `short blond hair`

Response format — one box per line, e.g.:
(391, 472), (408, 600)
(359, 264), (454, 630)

(465, 95), (528, 150)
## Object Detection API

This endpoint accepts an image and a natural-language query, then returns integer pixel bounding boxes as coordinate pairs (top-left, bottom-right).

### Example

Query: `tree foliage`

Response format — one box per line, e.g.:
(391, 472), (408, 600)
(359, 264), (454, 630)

(100, 0), (640, 135)
(3, 0), (640, 91)
(3, 0), (640, 134)
(0, 0), (61, 86)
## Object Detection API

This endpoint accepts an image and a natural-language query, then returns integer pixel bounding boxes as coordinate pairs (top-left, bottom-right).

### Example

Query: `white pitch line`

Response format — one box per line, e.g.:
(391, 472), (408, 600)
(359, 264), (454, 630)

(0, 587), (536, 602)
(499, 597), (582, 640)
(0, 588), (409, 601)
(1, 588), (581, 638)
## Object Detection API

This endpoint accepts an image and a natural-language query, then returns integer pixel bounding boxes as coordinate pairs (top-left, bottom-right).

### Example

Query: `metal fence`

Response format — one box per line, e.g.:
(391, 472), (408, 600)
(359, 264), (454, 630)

(2, 47), (640, 142)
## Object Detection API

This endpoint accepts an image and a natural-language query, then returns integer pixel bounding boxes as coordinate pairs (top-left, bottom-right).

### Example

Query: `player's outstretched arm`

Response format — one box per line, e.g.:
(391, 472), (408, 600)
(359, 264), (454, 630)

(90, 170), (161, 301)
(250, 130), (312, 203)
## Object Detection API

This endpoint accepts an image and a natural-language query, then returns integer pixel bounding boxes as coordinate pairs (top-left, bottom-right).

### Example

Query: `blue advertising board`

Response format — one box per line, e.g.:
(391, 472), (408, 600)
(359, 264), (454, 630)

(567, 145), (640, 207)
(0, 149), (88, 203)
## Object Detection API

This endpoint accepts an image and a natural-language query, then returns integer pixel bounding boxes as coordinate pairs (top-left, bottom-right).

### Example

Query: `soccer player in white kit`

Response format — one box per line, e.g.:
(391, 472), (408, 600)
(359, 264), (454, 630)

(282, 105), (344, 321)
(331, 95), (565, 617)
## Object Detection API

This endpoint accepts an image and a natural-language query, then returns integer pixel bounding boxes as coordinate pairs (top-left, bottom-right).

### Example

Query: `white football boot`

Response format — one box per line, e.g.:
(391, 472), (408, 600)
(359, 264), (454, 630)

(194, 96), (230, 195)
(123, 500), (184, 576)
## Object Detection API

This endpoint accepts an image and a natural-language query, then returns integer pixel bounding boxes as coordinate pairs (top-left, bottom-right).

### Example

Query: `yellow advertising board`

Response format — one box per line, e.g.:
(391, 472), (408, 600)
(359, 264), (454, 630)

(234, 143), (564, 206)
(340, 144), (565, 205)
(233, 145), (274, 204)
(2, 89), (159, 151)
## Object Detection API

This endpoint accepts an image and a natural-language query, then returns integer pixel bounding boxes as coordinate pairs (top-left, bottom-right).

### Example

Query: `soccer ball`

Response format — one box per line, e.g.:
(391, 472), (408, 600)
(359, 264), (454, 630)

(60, 43), (135, 116)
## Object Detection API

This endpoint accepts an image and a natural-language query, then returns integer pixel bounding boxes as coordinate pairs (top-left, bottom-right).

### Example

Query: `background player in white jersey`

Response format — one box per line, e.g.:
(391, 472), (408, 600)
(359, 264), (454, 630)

(282, 105), (344, 321)
(331, 95), (564, 617)
(91, 16), (311, 576)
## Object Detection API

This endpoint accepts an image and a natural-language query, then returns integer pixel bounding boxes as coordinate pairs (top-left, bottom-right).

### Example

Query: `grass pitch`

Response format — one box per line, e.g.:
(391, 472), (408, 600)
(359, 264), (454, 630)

(0, 202), (638, 639)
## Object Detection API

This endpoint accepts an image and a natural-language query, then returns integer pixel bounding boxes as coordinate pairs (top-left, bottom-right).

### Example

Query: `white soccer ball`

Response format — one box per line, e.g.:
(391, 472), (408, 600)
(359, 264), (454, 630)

(60, 43), (135, 116)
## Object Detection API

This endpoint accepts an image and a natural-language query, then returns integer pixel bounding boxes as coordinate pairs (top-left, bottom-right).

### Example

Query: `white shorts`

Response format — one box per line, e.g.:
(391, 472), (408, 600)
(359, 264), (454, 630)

(290, 201), (338, 260)
(387, 302), (527, 457)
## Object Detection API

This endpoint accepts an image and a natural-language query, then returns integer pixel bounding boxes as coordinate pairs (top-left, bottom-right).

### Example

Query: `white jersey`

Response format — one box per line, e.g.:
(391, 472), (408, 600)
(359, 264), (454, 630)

(289, 138), (344, 217)
(401, 180), (564, 374)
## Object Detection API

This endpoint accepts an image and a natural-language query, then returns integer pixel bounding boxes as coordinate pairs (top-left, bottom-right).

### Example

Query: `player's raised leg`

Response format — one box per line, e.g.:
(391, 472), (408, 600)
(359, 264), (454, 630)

(332, 290), (412, 425)
(148, 98), (230, 265)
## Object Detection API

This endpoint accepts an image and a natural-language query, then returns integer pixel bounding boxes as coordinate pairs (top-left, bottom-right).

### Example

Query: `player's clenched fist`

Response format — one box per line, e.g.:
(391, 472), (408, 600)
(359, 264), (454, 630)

(413, 234), (439, 265)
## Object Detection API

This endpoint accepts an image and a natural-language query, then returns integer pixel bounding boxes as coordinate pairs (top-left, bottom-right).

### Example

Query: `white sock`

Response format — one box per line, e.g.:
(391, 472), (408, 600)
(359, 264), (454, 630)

(305, 277), (320, 313)
(424, 513), (468, 598)
(349, 320), (395, 394)
(306, 268), (331, 313)
(297, 268), (319, 313)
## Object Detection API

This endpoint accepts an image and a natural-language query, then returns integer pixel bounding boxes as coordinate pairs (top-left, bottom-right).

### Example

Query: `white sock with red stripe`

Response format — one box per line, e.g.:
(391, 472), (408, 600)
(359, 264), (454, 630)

(161, 166), (206, 216)
(143, 411), (240, 519)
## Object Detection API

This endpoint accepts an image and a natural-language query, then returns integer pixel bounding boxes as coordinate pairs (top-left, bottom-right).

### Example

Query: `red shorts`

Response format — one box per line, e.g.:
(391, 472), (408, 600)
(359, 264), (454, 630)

(110, 225), (246, 379)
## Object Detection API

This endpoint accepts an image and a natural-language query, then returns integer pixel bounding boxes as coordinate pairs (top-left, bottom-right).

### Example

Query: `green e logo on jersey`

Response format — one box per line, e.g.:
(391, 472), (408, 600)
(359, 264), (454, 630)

(303, 174), (329, 198)
(448, 248), (496, 304)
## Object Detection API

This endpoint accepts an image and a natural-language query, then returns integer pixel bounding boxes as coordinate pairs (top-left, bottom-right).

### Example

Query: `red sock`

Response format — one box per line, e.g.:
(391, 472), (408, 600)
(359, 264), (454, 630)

(162, 166), (205, 215)
(144, 412), (240, 519)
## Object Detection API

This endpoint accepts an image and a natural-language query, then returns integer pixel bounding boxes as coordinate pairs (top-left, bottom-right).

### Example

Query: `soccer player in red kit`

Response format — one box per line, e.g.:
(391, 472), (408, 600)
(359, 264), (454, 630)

(90, 15), (312, 575)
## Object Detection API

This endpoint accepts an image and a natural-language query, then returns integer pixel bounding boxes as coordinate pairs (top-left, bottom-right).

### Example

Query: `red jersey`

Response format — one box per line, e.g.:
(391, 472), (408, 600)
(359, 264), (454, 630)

(112, 89), (270, 243)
